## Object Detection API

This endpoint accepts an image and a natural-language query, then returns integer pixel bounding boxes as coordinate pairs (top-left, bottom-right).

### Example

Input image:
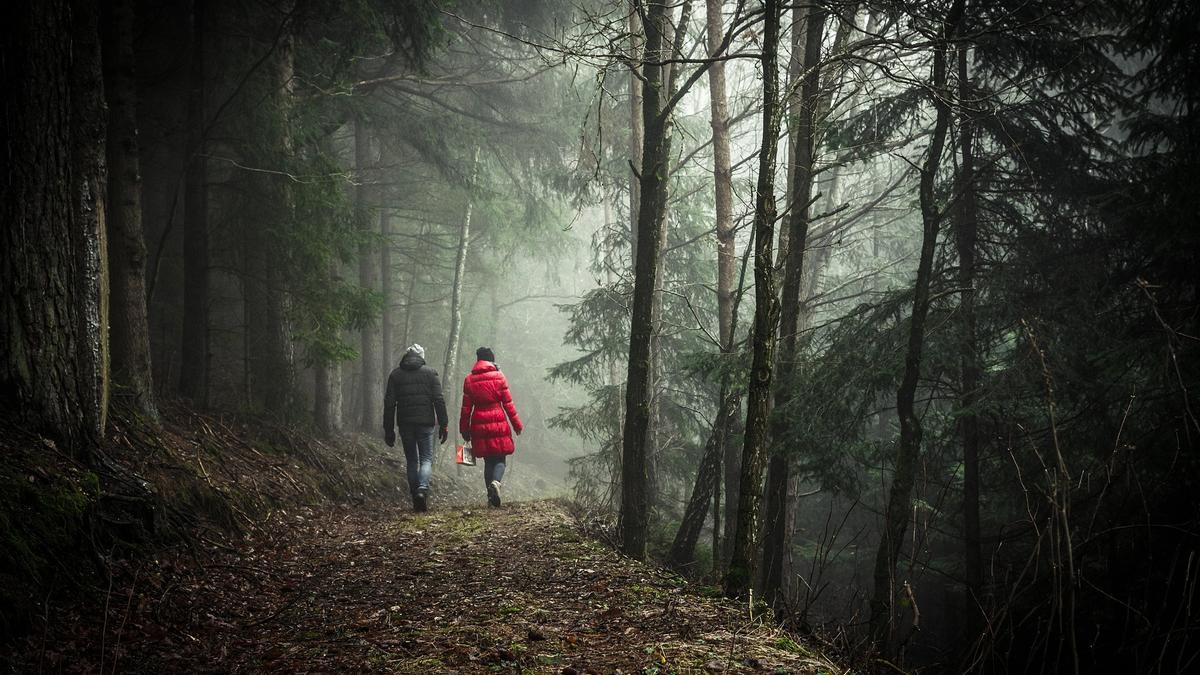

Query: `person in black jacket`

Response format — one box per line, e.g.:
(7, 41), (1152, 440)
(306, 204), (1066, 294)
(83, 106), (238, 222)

(382, 344), (448, 511)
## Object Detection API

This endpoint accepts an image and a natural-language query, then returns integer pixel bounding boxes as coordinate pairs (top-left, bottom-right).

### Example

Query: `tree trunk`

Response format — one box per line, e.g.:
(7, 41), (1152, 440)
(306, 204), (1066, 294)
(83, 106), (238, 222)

(102, 0), (158, 423)
(723, 398), (743, 563)
(628, 3), (644, 259)
(666, 0), (742, 572)
(619, 0), (677, 561)
(955, 42), (985, 642)
(314, 360), (342, 435)
(244, 14), (296, 417)
(707, 0), (744, 570)
(445, 147), (480, 433)
(400, 227), (422, 349)
(1, 0), (109, 450)
(762, 2), (828, 610)
(725, 0), (783, 599)
(868, 0), (963, 649)
(602, 196), (624, 503)
(712, 454), (722, 572)
(668, 389), (738, 571)
(611, 4), (644, 508)
(380, 210), (394, 370)
(180, 0), (209, 404)
(356, 116), (380, 430)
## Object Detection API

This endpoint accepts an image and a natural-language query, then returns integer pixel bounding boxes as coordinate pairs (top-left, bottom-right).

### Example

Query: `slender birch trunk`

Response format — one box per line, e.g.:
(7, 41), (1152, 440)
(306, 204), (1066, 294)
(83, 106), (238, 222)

(445, 147), (480, 436)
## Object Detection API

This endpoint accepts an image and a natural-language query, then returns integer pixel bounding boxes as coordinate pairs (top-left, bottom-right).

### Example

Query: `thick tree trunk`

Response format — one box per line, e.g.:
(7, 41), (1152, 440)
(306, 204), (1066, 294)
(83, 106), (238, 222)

(314, 360), (342, 435)
(955, 44), (985, 642)
(620, 0), (677, 561)
(725, 0), (783, 599)
(102, 0), (158, 423)
(762, 2), (828, 609)
(356, 116), (380, 430)
(180, 0), (209, 404)
(868, 0), (963, 649)
(1, 0), (109, 450)
(445, 147), (480, 430)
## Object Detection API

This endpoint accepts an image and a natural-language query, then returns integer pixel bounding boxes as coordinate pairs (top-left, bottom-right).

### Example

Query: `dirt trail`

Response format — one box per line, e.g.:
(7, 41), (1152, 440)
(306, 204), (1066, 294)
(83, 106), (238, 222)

(20, 500), (839, 673)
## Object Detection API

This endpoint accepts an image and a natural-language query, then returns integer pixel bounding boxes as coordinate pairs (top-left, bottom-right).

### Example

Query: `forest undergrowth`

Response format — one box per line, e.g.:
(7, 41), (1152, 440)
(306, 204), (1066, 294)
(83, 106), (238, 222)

(1, 405), (841, 673)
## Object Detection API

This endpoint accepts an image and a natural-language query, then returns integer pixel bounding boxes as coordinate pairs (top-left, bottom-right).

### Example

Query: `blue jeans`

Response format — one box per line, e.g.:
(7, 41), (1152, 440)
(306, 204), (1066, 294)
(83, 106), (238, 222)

(398, 425), (435, 496)
(484, 455), (506, 486)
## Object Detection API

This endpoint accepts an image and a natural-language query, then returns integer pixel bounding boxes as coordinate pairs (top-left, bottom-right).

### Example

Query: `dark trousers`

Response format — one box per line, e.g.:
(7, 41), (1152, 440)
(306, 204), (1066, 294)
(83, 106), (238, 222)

(484, 455), (506, 486)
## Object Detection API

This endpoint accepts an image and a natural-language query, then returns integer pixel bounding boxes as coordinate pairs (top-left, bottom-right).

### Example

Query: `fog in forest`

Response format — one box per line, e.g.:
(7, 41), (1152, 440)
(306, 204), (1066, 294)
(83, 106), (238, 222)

(3, 0), (1198, 672)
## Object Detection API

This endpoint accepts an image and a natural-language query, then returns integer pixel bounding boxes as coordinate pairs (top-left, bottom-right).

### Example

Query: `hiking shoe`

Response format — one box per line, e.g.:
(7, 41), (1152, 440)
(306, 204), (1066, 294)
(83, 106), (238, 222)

(487, 480), (502, 508)
(414, 487), (430, 512)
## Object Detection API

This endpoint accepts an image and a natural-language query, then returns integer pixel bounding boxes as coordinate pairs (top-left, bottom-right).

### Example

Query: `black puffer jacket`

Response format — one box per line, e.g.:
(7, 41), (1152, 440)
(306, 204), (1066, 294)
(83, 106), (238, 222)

(383, 352), (449, 431)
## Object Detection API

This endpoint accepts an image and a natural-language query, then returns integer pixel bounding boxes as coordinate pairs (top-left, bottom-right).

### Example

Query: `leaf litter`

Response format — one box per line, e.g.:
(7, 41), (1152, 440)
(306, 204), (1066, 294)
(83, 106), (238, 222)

(14, 499), (842, 673)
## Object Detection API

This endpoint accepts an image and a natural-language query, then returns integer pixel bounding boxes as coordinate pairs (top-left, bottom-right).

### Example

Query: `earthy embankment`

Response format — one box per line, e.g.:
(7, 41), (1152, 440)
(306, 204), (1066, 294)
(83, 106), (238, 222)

(3, 406), (842, 673)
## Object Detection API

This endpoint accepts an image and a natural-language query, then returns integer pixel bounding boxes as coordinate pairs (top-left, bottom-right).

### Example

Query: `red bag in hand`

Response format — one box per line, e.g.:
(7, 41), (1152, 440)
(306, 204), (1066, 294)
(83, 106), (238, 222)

(455, 444), (476, 466)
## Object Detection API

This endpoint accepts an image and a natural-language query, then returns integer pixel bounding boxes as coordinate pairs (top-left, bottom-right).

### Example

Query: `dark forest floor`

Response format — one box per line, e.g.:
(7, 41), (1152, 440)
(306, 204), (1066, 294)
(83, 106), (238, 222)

(11, 499), (841, 673)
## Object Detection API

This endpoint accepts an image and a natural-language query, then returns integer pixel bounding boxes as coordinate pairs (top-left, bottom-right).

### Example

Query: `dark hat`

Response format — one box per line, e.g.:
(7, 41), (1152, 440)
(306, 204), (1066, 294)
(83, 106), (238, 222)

(476, 346), (496, 362)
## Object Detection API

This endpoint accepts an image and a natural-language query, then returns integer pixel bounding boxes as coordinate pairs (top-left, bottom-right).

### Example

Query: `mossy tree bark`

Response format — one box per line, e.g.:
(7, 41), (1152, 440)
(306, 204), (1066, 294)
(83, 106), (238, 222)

(1, 0), (110, 450)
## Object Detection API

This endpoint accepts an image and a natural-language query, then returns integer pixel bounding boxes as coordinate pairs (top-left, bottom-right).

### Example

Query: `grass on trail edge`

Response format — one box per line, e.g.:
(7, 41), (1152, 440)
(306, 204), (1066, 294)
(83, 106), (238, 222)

(1, 403), (845, 673)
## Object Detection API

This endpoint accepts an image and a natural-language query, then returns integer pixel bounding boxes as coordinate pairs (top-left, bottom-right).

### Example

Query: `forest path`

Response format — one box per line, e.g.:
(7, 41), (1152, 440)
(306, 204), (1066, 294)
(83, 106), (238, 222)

(29, 501), (837, 673)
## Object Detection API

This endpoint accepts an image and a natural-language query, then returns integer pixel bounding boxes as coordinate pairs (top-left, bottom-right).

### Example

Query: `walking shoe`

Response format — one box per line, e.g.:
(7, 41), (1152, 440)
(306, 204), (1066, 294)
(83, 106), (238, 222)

(487, 480), (502, 508)
(414, 487), (430, 512)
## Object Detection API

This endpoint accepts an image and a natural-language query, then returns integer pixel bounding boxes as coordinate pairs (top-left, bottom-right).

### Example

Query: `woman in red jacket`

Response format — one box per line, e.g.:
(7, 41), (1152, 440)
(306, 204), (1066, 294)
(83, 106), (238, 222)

(460, 347), (523, 507)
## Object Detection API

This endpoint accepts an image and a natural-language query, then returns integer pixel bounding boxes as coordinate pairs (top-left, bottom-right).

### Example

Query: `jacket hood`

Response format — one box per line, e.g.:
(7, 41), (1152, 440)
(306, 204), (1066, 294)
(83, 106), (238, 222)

(470, 360), (498, 375)
(400, 352), (426, 370)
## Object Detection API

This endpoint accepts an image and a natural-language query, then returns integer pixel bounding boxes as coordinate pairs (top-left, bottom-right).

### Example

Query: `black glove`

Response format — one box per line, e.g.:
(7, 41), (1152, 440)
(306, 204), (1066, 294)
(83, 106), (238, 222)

(438, 426), (448, 444)
(462, 431), (471, 442)
(384, 429), (395, 447)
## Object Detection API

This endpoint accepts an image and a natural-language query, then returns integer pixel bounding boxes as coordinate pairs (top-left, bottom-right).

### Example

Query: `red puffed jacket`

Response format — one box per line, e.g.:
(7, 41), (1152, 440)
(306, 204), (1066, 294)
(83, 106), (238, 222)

(459, 360), (523, 456)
